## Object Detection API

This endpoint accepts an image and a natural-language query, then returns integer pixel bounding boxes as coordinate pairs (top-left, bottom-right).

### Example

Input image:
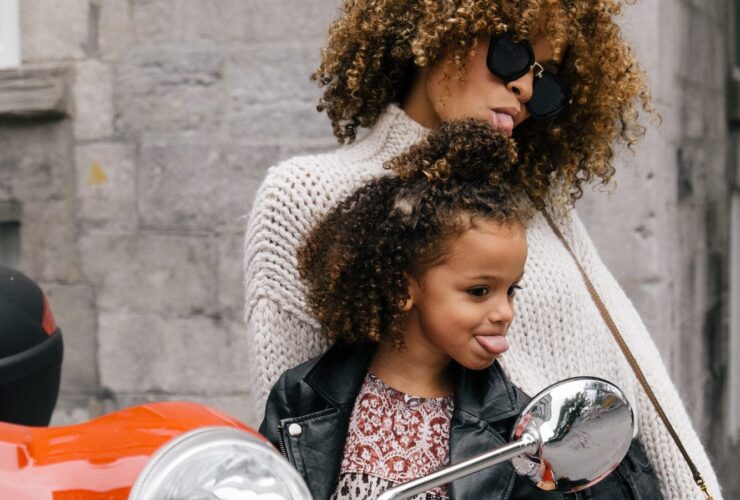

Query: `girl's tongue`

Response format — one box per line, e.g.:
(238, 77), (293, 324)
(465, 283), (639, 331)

(491, 111), (514, 137)
(475, 335), (509, 355)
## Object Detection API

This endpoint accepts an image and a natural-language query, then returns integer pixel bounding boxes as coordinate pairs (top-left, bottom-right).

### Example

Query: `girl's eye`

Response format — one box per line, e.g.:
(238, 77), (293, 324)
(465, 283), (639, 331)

(507, 285), (522, 298)
(467, 287), (489, 297)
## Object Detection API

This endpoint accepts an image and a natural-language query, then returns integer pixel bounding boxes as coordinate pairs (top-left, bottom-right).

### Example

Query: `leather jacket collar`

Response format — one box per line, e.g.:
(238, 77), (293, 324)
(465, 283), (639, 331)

(277, 343), (529, 499)
(305, 343), (525, 419)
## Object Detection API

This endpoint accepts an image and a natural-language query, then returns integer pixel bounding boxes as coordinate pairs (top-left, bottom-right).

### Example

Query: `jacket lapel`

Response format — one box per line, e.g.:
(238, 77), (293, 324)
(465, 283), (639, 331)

(448, 362), (528, 500)
(283, 343), (374, 500)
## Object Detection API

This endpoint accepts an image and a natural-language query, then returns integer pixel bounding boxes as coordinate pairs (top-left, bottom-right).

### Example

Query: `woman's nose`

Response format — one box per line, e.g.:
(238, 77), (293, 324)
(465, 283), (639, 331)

(506, 72), (534, 103)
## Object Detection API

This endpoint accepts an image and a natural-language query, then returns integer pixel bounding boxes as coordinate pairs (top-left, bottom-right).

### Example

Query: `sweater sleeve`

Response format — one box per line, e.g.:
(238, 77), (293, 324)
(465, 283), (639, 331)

(244, 160), (331, 411)
(563, 210), (723, 500)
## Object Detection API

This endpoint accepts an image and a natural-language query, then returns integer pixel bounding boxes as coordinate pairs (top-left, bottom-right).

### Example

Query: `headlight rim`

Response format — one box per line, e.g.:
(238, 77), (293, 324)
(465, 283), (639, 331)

(128, 425), (310, 500)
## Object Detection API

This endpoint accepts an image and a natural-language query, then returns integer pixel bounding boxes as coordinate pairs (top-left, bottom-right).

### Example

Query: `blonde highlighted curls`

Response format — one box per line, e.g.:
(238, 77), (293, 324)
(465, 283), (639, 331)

(298, 120), (530, 346)
(312, 0), (654, 208)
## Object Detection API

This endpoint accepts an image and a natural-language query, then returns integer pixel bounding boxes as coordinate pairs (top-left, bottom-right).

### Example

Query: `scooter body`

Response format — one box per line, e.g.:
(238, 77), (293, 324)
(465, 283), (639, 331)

(0, 401), (256, 499)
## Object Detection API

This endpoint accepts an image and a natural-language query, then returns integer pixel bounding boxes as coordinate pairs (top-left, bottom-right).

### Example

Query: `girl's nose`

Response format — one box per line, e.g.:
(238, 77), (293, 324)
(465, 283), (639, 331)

(506, 72), (534, 103)
(488, 298), (515, 325)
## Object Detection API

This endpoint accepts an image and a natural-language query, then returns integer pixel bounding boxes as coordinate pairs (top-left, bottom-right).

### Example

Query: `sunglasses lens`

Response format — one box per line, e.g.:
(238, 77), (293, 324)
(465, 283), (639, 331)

(528, 73), (569, 118)
(487, 35), (533, 81)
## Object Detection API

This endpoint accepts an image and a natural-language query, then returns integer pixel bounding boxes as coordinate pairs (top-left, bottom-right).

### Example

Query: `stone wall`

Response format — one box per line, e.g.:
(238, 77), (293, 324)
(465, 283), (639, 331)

(1, 0), (736, 495)
(581, 0), (727, 424)
(577, 0), (736, 492)
(7, 0), (342, 427)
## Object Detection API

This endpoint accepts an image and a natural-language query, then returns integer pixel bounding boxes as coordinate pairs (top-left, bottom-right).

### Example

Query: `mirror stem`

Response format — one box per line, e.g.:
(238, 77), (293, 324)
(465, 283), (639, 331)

(377, 431), (540, 500)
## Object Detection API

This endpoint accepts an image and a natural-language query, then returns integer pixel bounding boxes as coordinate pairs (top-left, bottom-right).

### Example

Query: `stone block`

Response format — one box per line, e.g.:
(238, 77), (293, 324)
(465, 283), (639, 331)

(75, 142), (136, 227)
(654, 2), (688, 105)
(43, 283), (98, 394)
(618, 280), (676, 365)
(20, 0), (89, 62)
(73, 61), (114, 140)
(132, 0), (343, 44)
(223, 317), (253, 390)
(115, 48), (226, 133)
(667, 11), (694, 100)
(618, 0), (660, 72)
(137, 142), (278, 229)
(228, 44), (323, 104)
(580, 122), (671, 287)
(218, 230), (246, 319)
(239, 0), (344, 42)
(130, 0), (178, 43)
(705, 93), (727, 140)
(98, 313), (248, 394)
(0, 66), (72, 119)
(230, 100), (333, 142)
(0, 121), (73, 203)
(184, 394), (261, 428)
(675, 143), (705, 202)
(686, 0), (722, 31)
(682, 14), (718, 89)
(79, 231), (217, 315)
(21, 199), (80, 283)
(0, 200), (21, 222)
(0, 121), (78, 281)
(580, 186), (661, 278)
(179, 0), (245, 43)
(98, 0), (132, 61)
(0, 158), (12, 200)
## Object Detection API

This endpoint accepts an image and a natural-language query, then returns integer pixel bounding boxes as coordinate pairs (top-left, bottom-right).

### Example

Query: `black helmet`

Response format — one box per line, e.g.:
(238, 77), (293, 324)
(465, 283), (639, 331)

(0, 266), (63, 426)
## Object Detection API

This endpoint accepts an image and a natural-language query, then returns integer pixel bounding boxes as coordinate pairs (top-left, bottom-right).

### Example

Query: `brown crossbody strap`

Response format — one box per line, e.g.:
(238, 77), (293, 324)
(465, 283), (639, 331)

(542, 211), (714, 500)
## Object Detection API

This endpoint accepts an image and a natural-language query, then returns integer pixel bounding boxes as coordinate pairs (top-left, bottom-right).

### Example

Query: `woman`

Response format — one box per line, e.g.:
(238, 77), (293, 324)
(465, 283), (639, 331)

(244, 1), (722, 498)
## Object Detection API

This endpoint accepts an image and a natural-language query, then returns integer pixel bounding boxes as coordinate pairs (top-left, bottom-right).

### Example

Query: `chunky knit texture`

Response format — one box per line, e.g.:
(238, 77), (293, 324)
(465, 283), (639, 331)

(243, 104), (723, 499)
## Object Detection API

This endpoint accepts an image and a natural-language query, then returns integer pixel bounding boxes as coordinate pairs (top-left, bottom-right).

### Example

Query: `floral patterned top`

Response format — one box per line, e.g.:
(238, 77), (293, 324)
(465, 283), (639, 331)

(330, 372), (454, 500)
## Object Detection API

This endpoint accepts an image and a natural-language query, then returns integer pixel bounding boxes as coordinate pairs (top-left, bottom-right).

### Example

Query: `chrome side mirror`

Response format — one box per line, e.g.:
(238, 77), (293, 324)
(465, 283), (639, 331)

(378, 377), (634, 500)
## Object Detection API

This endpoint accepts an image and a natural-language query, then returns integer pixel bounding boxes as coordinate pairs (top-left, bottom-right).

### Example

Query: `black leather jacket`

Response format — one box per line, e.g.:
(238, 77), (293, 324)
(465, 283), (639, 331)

(259, 343), (663, 500)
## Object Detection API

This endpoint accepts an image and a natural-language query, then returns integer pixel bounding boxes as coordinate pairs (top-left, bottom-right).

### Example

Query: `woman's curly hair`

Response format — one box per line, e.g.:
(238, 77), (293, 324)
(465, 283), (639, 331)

(298, 120), (531, 346)
(312, 0), (653, 208)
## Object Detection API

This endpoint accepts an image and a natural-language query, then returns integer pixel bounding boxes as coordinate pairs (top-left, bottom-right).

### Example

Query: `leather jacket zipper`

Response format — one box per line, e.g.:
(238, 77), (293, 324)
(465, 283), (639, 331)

(276, 425), (288, 460)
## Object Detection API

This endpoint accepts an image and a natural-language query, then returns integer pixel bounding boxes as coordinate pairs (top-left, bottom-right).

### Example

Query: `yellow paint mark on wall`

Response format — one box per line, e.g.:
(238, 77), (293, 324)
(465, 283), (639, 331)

(87, 161), (108, 186)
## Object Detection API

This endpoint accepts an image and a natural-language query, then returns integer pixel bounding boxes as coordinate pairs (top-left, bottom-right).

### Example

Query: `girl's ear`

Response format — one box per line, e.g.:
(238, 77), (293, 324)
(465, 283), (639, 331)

(399, 296), (414, 312)
(402, 274), (420, 312)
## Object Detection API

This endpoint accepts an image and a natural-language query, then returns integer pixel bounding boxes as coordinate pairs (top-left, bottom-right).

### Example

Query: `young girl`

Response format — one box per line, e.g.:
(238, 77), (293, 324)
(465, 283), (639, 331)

(259, 121), (662, 500)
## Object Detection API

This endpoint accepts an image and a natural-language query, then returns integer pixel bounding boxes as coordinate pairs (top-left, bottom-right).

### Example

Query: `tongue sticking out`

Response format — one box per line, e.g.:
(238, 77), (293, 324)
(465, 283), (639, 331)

(475, 335), (509, 355)
(493, 112), (515, 136)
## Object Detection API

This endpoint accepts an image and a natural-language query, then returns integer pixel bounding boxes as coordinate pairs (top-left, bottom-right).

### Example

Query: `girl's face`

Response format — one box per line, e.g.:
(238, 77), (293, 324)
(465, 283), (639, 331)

(403, 218), (527, 371)
(404, 35), (562, 136)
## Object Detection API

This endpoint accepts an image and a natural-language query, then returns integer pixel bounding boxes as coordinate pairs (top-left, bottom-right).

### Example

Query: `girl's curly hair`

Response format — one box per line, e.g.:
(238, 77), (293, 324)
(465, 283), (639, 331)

(312, 0), (653, 208)
(298, 120), (531, 346)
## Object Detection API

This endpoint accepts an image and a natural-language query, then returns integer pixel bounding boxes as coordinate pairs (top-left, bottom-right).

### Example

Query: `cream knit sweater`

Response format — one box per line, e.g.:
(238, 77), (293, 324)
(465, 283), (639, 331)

(244, 104), (722, 499)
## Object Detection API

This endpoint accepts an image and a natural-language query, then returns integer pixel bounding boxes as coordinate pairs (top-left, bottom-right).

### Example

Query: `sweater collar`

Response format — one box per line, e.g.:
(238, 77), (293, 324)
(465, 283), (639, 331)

(375, 103), (430, 141)
(343, 103), (430, 163)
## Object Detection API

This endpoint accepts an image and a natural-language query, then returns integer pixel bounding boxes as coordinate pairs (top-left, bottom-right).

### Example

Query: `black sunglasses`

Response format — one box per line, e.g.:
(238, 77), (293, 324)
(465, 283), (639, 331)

(486, 33), (572, 120)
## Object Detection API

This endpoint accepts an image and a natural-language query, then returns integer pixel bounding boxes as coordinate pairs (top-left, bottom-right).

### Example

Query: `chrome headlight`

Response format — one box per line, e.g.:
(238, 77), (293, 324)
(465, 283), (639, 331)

(129, 426), (311, 500)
